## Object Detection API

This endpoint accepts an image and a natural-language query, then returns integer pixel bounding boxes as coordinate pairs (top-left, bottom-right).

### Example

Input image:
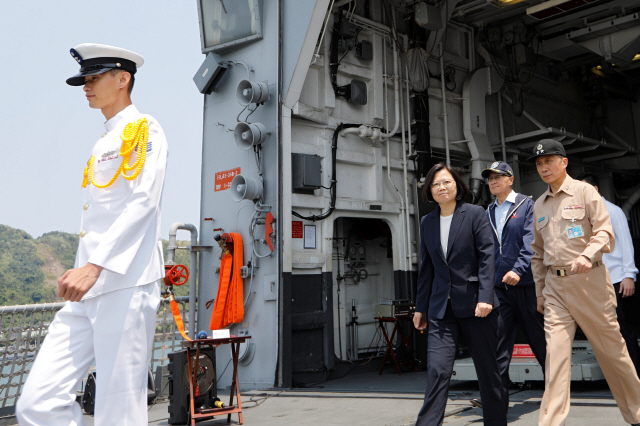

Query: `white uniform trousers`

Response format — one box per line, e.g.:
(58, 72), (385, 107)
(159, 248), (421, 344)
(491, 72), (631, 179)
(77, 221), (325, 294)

(16, 281), (161, 426)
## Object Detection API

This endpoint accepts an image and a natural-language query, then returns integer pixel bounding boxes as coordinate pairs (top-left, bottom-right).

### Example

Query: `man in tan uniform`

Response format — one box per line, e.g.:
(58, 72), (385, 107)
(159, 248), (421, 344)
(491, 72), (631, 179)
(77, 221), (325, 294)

(529, 139), (640, 426)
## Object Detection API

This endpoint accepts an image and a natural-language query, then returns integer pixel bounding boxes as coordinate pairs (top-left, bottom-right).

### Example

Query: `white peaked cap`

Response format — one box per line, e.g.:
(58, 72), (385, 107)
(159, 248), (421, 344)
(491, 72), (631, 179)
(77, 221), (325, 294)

(66, 43), (144, 86)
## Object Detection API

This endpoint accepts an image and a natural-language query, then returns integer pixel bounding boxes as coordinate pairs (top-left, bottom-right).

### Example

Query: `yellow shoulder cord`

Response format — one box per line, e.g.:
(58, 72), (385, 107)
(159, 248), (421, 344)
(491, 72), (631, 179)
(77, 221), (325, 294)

(82, 117), (149, 188)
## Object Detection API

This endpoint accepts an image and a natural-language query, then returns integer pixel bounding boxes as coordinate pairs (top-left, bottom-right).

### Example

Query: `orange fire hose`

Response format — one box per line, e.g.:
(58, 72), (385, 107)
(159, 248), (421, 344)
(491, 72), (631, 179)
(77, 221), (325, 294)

(169, 295), (191, 341)
(210, 232), (245, 330)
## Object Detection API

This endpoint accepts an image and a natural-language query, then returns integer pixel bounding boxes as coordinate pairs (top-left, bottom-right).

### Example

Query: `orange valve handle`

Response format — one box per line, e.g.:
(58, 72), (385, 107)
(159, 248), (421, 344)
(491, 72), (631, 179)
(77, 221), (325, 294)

(265, 212), (275, 252)
(164, 264), (189, 286)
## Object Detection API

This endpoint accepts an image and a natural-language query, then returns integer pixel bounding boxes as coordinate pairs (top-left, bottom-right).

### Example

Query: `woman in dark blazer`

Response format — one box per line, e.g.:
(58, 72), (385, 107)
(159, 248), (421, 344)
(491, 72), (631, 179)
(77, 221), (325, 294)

(413, 163), (506, 426)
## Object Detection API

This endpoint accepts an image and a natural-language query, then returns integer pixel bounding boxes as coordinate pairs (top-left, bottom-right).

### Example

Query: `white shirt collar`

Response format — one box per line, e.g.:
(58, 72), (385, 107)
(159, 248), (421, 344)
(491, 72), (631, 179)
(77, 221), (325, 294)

(493, 190), (517, 207)
(104, 104), (140, 132)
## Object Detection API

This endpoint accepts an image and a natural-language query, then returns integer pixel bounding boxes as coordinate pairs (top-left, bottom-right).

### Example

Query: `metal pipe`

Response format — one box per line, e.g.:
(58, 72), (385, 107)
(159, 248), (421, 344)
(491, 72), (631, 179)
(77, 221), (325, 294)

(440, 43), (450, 165)
(403, 63), (413, 271)
(380, 9), (400, 138)
(350, 299), (358, 360)
(383, 32), (388, 133)
(498, 90), (507, 162)
(399, 66), (410, 273)
(386, 137), (406, 256)
(405, 63), (418, 268)
(168, 222), (199, 340)
(0, 296), (192, 314)
(311, 0), (336, 64)
(381, 28), (407, 272)
(342, 9), (391, 33)
(623, 187), (640, 219)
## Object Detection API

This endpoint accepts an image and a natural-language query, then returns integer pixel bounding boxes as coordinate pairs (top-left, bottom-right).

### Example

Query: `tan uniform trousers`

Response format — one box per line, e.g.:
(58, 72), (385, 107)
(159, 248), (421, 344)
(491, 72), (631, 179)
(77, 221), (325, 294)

(539, 265), (640, 426)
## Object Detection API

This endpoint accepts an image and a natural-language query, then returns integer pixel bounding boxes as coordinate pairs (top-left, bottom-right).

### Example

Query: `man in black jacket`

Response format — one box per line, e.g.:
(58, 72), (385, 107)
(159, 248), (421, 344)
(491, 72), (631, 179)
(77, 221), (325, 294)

(483, 161), (546, 405)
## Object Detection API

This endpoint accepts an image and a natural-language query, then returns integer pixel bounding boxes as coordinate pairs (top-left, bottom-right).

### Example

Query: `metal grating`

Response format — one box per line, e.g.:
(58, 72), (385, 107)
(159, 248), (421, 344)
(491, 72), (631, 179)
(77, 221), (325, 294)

(0, 296), (193, 408)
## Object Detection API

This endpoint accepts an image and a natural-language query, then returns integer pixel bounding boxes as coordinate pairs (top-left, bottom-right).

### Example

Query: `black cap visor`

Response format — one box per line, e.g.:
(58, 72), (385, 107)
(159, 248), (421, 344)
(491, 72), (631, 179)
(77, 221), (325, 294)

(526, 152), (566, 161)
(66, 66), (113, 86)
(66, 57), (137, 86)
(481, 168), (512, 178)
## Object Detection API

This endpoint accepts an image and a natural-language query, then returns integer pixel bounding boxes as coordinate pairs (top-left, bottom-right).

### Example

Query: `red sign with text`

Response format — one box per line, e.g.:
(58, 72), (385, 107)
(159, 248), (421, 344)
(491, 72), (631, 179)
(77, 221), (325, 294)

(292, 221), (303, 238)
(512, 344), (535, 358)
(214, 167), (241, 192)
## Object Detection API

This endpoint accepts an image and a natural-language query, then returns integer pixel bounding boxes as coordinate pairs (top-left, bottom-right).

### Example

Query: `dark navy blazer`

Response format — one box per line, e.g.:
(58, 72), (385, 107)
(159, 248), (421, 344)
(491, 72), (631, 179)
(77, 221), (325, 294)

(487, 193), (535, 287)
(416, 201), (498, 319)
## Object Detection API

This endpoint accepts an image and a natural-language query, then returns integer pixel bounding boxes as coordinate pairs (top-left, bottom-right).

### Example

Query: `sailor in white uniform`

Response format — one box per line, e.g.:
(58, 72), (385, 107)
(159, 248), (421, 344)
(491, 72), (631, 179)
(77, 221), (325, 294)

(16, 43), (168, 426)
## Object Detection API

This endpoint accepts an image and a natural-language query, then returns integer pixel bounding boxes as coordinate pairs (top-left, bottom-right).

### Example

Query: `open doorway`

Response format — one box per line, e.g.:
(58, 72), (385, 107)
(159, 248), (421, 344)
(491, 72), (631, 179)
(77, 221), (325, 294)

(332, 217), (395, 361)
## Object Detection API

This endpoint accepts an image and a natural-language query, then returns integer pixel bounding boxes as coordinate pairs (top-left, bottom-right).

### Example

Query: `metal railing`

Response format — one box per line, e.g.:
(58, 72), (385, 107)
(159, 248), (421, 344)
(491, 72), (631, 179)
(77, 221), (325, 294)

(0, 297), (192, 408)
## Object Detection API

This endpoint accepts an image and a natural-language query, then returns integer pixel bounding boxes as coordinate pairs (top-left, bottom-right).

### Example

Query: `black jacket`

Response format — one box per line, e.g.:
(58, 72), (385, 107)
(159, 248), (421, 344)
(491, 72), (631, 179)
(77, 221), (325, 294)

(486, 193), (535, 287)
(417, 201), (498, 319)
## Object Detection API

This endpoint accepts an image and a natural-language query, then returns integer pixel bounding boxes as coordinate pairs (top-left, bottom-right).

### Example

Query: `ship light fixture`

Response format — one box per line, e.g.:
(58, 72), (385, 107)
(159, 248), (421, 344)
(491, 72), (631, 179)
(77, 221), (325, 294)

(492, 0), (527, 8)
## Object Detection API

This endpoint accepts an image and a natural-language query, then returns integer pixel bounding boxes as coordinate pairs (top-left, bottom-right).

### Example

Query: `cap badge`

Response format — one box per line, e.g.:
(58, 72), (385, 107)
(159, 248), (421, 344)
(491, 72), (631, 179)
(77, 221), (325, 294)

(116, 63), (121, 67)
(536, 143), (543, 150)
(70, 48), (83, 64)
(491, 161), (499, 168)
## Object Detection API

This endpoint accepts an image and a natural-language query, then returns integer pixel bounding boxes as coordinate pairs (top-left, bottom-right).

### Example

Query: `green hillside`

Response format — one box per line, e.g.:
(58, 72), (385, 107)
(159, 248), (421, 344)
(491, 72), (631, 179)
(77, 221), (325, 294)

(0, 225), (192, 306)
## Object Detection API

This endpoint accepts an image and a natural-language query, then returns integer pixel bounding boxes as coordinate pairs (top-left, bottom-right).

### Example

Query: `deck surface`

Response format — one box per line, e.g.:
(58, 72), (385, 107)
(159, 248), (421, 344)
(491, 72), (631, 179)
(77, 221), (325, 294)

(122, 370), (624, 425)
(2, 368), (625, 425)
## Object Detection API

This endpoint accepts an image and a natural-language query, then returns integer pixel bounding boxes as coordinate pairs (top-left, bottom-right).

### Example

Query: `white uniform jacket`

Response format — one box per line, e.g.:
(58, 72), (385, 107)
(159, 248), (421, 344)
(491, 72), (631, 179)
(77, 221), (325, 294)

(76, 104), (168, 299)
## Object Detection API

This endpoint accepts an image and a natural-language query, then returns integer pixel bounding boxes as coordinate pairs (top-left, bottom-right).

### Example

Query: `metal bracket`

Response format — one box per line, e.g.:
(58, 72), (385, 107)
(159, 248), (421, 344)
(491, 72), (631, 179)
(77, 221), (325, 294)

(190, 245), (213, 252)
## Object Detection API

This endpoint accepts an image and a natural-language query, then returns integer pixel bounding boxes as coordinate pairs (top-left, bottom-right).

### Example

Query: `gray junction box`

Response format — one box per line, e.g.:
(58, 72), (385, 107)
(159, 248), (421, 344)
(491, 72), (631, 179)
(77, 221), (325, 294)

(292, 153), (322, 193)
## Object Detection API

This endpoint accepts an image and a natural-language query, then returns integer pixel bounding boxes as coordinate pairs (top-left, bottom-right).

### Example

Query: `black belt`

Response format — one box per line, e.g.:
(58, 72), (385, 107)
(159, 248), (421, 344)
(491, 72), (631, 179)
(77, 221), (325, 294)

(553, 261), (601, 277)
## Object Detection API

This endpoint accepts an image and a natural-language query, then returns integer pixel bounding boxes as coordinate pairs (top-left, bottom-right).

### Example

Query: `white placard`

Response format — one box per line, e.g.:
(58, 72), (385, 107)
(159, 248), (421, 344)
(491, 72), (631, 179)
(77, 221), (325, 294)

(304, 225), (316, 249)
(211, 329), (230, 339)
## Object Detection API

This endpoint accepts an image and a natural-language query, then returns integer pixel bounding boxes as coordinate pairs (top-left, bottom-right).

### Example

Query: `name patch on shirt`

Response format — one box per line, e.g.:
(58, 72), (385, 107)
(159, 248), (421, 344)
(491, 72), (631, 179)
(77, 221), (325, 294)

(567, 225), (583, 239)
(97, 154), (120, 164)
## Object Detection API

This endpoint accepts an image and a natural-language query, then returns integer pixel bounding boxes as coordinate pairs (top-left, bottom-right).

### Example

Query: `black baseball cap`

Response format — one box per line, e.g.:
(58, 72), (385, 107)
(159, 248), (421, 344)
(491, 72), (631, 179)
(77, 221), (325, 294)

(481, 161), (514, 178)
(527, 139), (566, 161)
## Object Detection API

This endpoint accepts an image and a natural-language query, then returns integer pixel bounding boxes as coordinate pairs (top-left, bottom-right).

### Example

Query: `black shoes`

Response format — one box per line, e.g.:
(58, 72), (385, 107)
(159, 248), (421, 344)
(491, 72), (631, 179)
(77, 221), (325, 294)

(470, 398), (483, 408)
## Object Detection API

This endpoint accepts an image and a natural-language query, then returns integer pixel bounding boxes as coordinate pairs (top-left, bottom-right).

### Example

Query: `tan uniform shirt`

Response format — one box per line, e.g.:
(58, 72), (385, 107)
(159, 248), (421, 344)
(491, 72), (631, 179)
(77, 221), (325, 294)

(531, 174), (615, 297)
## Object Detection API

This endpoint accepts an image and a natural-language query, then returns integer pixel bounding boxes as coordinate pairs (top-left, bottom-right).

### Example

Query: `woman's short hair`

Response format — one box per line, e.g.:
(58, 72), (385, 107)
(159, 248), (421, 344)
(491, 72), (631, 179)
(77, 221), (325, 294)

(422, 163), (470, 202)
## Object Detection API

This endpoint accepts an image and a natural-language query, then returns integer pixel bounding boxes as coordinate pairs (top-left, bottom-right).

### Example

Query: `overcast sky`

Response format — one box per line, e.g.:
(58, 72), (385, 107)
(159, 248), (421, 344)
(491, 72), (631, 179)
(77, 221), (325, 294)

(1, 1), (204, 239)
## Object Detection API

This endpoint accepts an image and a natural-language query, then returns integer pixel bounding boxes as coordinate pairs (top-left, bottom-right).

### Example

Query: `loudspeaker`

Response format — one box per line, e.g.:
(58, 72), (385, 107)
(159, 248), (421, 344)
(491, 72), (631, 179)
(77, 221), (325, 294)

(236, 79), (270, 105)
(167, 348), (216, 425)
(337, 79), (368, 105)
(230, 175), (263, 202)
(234, 121), (268, 150)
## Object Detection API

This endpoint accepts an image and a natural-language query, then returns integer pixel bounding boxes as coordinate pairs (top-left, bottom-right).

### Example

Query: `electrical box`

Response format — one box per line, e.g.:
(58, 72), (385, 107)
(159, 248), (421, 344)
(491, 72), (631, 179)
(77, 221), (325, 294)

(415, 2), (442, 31)
(193, 52), (228, 94)
(292, 154), (322, 193)
(356, 40), (373, 61)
